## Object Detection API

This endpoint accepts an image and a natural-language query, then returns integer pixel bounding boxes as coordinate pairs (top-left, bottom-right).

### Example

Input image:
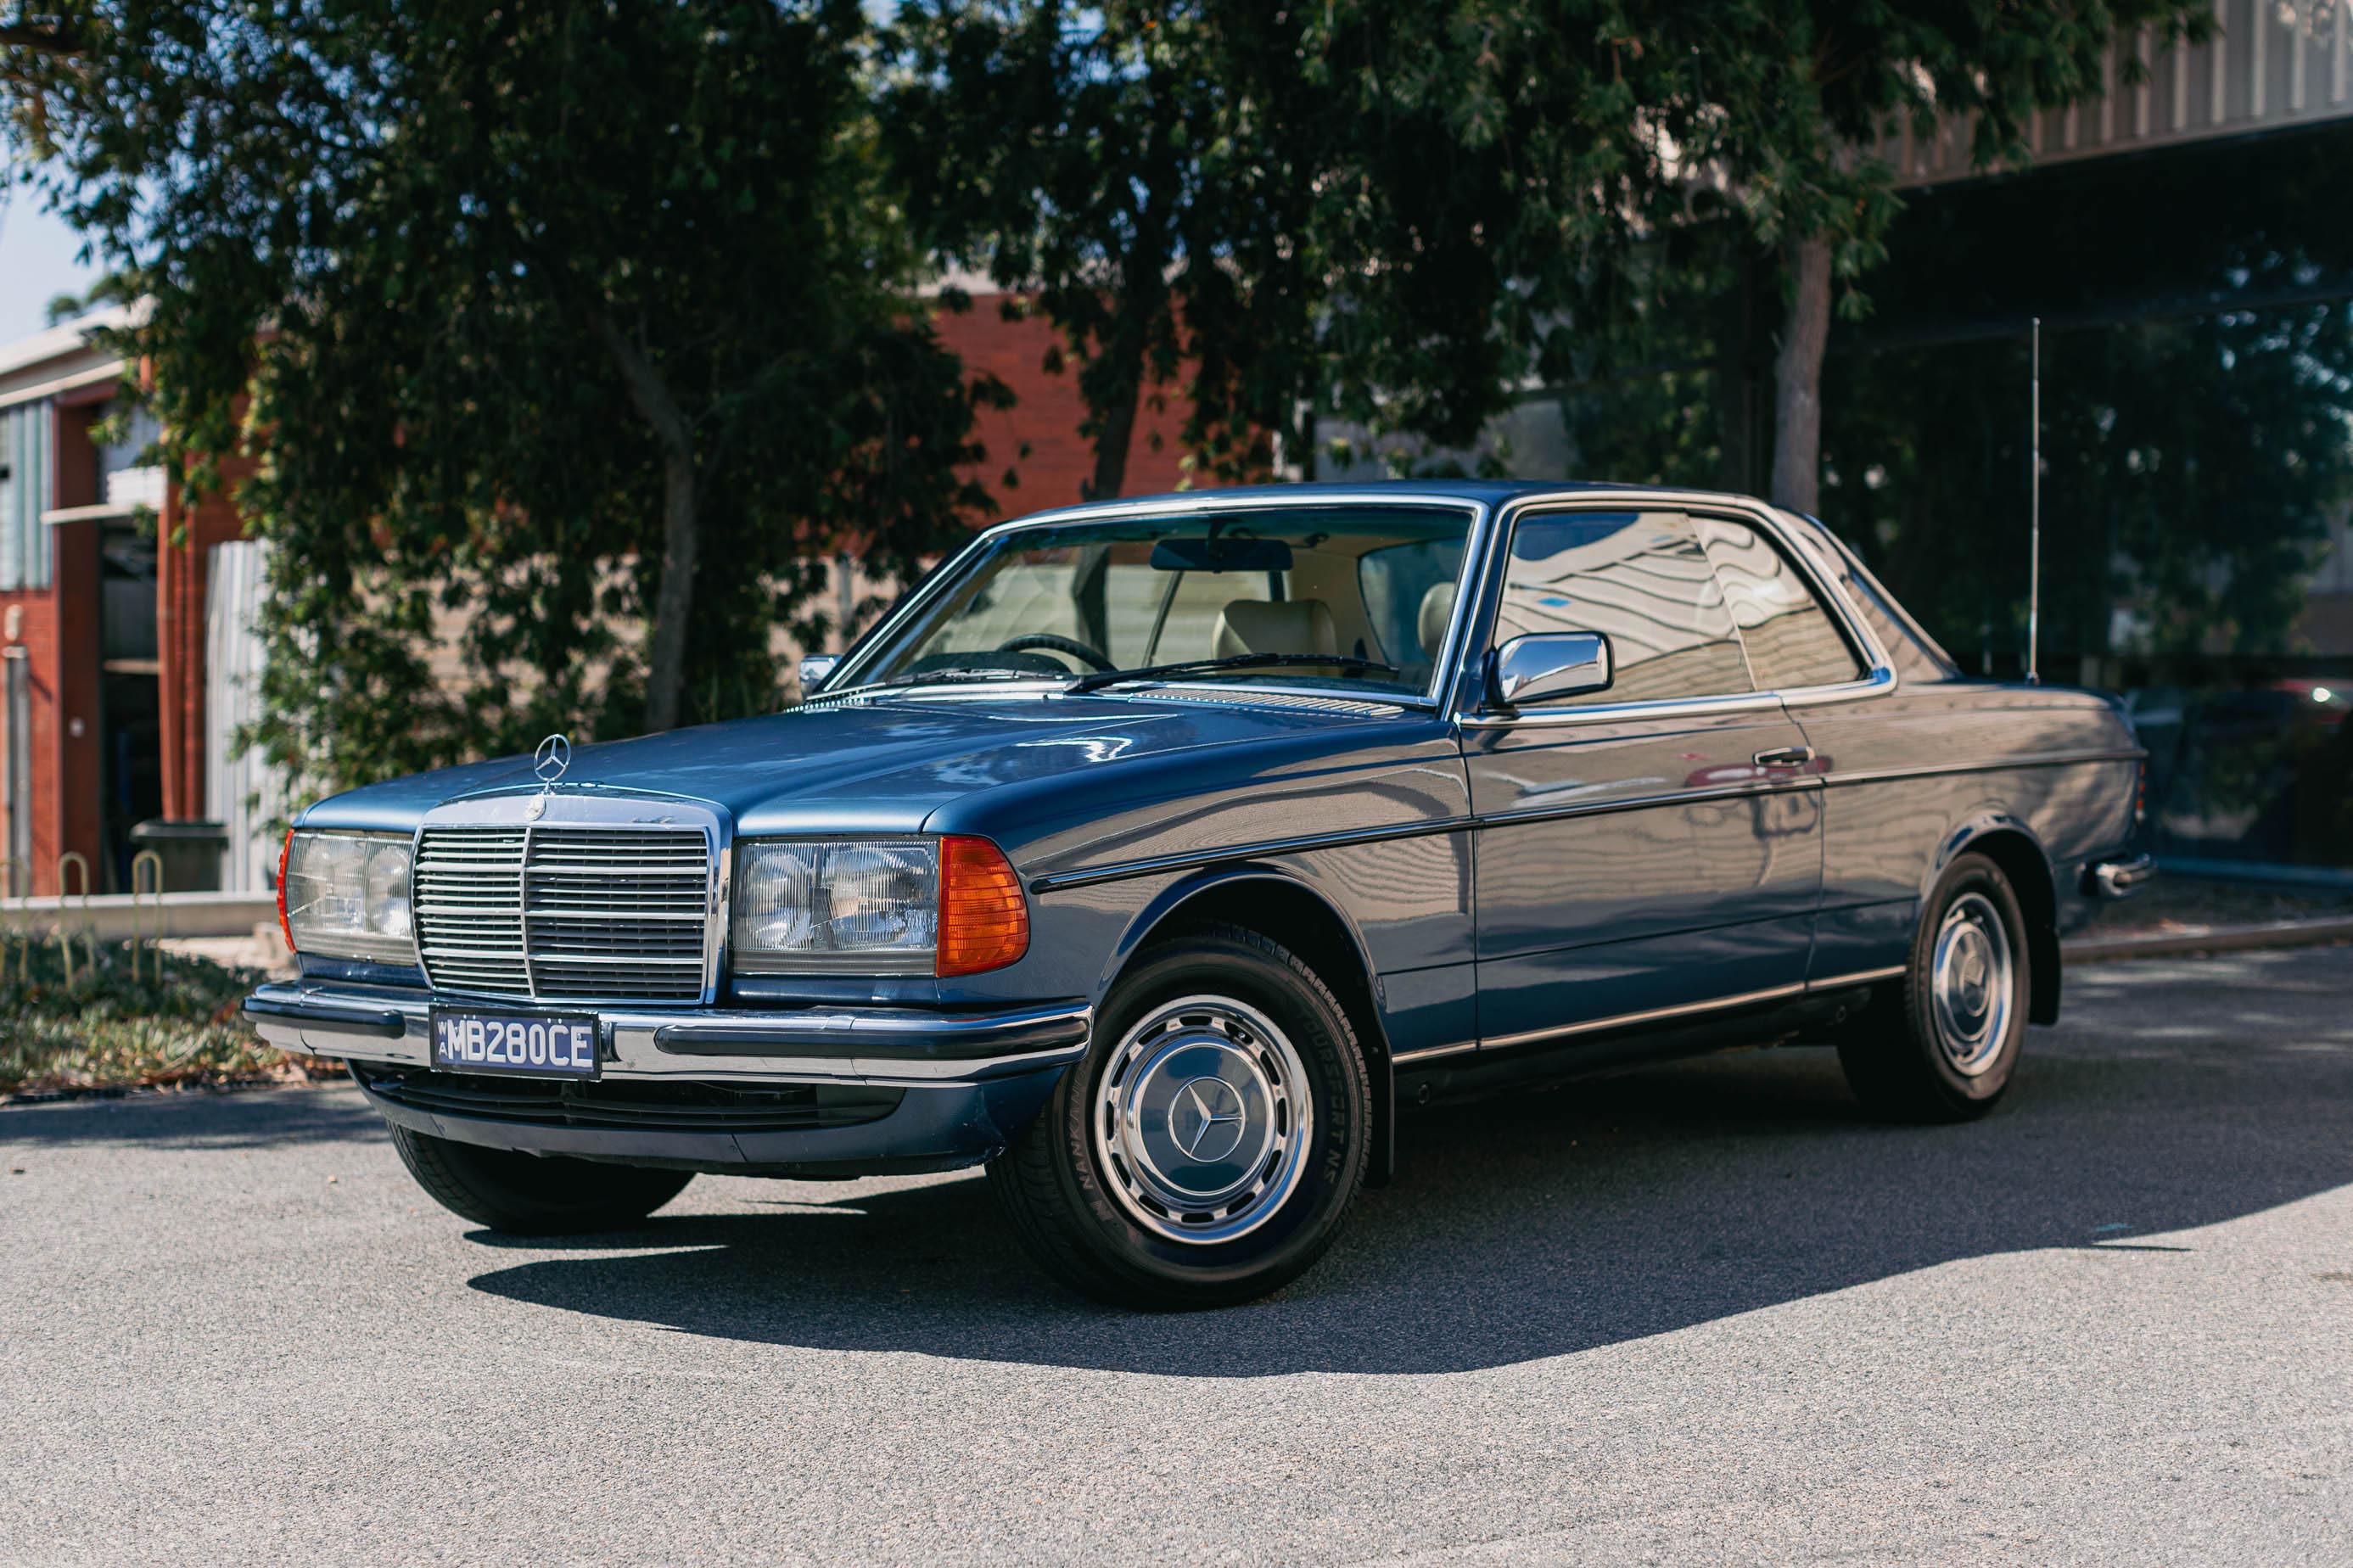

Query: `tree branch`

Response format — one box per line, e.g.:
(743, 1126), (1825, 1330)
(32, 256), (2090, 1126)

(0, 21), (83, 57)
(588, 310), (692, 456)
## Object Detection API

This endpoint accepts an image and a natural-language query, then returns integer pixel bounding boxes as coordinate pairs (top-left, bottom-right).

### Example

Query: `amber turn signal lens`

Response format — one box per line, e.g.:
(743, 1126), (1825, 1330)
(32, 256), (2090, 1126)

(277, 827), (296, 953)
(935, 835), (1028, 977)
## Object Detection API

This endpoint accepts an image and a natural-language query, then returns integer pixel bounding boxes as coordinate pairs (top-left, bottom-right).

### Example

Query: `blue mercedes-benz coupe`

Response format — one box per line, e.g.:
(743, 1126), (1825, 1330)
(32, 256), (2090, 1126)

(247, 483), (2150, 1307)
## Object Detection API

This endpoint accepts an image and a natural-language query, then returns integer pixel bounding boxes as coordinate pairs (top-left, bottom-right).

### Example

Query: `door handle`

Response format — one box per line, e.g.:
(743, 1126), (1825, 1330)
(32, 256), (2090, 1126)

(1753, 745), (1814, 770)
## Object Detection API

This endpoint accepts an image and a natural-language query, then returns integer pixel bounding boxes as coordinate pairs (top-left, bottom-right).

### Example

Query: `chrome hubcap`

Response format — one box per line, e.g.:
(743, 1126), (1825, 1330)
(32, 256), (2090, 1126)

(1094, 994), (1311, 1246)
(1931, 891), (2014, 1076)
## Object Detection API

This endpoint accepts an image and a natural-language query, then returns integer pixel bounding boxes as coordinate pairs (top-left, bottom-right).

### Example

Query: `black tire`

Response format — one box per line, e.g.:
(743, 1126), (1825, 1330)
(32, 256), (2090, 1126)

(389, 1123), (693, 1235)
(988, 923), (1371, 1310)
(1838, 851), (2031, 1123)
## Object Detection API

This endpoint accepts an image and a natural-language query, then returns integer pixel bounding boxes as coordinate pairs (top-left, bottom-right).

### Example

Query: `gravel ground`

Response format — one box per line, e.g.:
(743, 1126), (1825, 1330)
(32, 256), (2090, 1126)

(3, 948), (2350, 1567)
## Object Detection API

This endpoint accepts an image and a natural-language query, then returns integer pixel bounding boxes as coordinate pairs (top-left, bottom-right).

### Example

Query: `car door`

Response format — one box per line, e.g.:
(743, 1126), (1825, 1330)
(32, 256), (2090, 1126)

(1460, 506), (1823, 1049)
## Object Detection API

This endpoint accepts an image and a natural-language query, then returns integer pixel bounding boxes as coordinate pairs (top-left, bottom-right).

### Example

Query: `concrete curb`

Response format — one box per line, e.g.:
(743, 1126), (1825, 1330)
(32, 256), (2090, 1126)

(2064, 916), (2353, 964)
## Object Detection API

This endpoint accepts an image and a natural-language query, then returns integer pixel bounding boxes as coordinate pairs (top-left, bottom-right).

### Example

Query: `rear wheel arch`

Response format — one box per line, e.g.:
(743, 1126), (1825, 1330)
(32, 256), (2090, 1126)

(1935, 823), (2060, 1025)
(1106, 870), (1394, 1184)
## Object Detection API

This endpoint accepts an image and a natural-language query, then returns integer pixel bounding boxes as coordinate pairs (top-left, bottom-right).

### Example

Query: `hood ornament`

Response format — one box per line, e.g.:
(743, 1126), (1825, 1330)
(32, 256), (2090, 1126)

(528, 734), (570, 819)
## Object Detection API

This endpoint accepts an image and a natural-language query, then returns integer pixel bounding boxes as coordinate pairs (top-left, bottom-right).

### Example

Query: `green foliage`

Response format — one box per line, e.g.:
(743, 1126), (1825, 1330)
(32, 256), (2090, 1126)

(1815, 128), (2353, 662)
(1829, 308), (2353, 661)
(882, 1), (1331, 492)
(7, 0), (2308, 750)
(0, 943), (291, 1097)
(1639, 1), (2212, 300)
(7, 0), (1006, 798)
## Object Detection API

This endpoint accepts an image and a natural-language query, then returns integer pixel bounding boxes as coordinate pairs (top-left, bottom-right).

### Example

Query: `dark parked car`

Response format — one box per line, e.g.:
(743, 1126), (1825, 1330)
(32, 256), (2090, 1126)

(247, 483), (2152, 1308)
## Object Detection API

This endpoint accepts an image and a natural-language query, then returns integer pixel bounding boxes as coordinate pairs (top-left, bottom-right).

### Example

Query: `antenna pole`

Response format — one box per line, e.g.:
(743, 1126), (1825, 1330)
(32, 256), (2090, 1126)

(2027, 316), (2042, 686)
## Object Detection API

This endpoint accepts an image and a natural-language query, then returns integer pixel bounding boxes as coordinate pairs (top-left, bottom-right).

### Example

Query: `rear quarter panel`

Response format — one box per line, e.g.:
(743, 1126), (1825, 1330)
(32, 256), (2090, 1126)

(1797, 680), (2141, 982)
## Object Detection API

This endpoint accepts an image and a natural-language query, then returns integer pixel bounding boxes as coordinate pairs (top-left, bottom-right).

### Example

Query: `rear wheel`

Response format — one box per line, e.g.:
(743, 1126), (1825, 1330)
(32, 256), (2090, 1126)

(988, 923), (1370, 1309)
(389, 1123), (692, 1234)
(1838, 851), (2031, 1122)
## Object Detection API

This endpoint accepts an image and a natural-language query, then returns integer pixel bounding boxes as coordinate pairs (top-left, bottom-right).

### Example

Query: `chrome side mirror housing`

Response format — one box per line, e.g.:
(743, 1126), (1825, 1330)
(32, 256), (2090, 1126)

(798, 654), (840, 694)
(1485, 632), (1613, 710)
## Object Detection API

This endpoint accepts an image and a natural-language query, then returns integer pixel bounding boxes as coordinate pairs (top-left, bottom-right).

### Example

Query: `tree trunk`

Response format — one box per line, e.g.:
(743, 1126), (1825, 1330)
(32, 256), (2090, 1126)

(1084, 374), (1140, 501)
(641, 445), (698, 732)
(1769, 234), (1834, 516)
(1715, 246), (1760, 496)
(591, 312), (699, 732)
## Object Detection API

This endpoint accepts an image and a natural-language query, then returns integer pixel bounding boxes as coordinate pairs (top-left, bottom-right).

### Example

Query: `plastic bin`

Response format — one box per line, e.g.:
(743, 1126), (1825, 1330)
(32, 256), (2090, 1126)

(129, 820), (228, 893)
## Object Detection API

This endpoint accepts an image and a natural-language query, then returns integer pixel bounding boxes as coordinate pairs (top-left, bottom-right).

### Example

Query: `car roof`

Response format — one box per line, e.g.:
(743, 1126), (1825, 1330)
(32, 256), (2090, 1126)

(1027, 479), (1683, 516)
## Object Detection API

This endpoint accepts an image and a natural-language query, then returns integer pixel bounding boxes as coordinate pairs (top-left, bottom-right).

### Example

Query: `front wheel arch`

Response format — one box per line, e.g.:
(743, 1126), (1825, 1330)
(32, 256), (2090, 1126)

(1102, 870), (1393, 1185)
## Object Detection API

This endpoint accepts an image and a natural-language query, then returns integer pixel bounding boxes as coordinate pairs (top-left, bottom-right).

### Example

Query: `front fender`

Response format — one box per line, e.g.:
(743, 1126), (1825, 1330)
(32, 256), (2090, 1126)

(1094, 861), (1381, 1000)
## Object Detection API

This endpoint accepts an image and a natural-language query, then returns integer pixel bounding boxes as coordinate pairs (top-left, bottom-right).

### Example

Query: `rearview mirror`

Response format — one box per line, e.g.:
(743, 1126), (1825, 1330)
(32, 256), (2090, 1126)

(798, 654), (839, 693)
(1485, 632), (1613, 709)
(1148, 535), (1295, 574)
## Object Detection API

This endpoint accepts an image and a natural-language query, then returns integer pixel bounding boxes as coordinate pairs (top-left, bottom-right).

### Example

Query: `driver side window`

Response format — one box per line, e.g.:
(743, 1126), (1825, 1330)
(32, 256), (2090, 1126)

(1493, 511), (1754, 706)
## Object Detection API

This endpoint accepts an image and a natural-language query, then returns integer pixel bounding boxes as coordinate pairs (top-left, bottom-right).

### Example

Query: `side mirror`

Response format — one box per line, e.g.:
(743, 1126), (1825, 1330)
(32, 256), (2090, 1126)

(1485, 632), (1613, 710)
(798, 654), (840, 693)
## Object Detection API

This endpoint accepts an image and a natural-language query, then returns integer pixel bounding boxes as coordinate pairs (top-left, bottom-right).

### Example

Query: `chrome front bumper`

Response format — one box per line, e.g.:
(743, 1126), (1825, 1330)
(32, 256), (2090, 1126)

(247, 983), (1092, 1176)
(243, 983), (1092, 1087)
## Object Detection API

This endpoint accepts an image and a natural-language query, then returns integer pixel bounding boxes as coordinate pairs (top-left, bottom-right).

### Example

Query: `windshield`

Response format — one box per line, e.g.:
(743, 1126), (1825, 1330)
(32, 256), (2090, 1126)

(835, 505), (1475, 699)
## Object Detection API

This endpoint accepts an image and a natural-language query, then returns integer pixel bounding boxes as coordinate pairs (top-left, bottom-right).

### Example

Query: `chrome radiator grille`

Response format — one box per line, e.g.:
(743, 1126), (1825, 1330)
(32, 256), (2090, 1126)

(412, 825), (714, 1002)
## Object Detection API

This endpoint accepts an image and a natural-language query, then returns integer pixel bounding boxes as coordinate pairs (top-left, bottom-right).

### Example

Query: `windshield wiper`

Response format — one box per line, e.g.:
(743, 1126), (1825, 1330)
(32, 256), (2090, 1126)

(871, 666), (1051, 689)
(1067, 653), (1400, 694)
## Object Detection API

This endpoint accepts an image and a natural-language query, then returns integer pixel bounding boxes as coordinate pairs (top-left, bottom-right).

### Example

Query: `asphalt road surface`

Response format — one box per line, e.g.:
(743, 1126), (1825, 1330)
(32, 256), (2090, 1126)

(4, 948), (2350, 1567)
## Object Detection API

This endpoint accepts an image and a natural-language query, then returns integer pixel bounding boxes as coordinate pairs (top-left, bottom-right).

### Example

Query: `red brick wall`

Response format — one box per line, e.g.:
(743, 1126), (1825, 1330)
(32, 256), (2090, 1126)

(933, 298), (1195, 517)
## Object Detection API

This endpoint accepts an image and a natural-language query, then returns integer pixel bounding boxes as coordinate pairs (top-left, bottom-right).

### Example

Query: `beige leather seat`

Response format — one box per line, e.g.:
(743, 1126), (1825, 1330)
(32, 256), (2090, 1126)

(1213, 598), (1339, 659)
(1417, 581), (1457, 658)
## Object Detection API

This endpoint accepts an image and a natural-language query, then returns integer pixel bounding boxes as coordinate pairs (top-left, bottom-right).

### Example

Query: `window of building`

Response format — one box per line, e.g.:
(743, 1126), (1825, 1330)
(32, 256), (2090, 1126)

(0, 400), (55, 591)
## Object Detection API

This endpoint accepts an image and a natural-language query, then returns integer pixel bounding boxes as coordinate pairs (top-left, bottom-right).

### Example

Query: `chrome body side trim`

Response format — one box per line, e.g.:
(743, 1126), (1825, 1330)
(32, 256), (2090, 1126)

(1822, 748), (2146, 787)
(1391, 1039), (1480, 1065)
(1392, 965), (1911, 1067)
(1478, 982), (1810, 1051)
(1024, 748), (2139, 896)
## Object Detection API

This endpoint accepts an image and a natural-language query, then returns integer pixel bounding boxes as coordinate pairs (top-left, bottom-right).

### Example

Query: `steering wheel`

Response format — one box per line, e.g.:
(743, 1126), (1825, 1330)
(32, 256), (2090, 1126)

(997, 633), (1117, 672)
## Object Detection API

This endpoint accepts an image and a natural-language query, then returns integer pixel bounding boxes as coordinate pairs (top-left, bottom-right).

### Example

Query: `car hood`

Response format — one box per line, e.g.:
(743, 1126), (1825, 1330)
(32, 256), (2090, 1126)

(297, 689), (1422, 835)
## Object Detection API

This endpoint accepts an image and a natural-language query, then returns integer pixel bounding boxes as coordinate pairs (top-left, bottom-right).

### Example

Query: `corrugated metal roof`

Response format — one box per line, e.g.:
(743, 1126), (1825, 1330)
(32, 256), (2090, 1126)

(1884, 0), (2353, 189)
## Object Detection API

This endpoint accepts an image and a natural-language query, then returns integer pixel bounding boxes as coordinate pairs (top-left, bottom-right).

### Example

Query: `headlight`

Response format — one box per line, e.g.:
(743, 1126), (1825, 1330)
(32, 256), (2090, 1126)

(731, 836), (1027, 977)
(282, 830), (414, 963)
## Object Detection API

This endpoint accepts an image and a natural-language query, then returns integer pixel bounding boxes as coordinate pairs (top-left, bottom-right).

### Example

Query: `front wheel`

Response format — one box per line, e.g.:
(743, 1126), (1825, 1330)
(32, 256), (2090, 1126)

(988, 924), (1370, 1309)
(1837, 851), (2031, 1122)
(389, 1124), (693, 1235)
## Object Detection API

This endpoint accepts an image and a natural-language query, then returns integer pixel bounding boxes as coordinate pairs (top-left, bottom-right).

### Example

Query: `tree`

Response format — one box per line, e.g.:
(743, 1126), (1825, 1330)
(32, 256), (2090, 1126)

(1820, 126), (2353, 665)
(1299, 2), (1701, 473)
(4, 0), (1002, 792)
(883, 1), (1705, 494)
(1636, 1), (2212, 514)
(882, 1), (1337, 498)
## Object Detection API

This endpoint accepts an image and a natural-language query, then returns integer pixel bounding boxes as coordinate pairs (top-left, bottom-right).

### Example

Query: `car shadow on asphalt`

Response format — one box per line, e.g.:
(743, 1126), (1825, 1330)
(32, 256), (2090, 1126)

(0, 1084), (384, 1151)
(461, 1025), (2353, 1376)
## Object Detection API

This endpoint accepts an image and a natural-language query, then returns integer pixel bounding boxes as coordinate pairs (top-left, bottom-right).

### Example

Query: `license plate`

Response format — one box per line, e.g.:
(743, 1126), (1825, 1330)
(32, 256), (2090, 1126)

(430, 1008), (601, 1078)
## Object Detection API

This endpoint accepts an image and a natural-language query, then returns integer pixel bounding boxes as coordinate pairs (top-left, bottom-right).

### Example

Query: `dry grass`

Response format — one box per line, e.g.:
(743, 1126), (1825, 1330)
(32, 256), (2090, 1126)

(0, 941), (334, 1099)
